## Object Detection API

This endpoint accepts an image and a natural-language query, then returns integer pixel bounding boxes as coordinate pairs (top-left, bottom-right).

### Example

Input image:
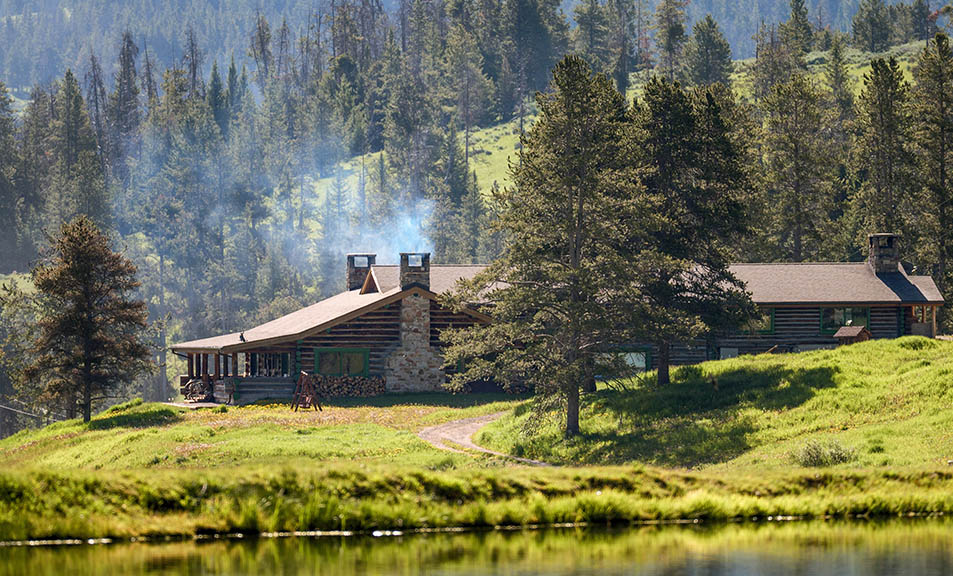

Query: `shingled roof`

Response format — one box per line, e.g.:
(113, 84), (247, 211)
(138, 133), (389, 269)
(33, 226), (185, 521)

(730, 262), (943, 305)
(172, 266), (487, 353)
(364, 265), (486, 294)
(172, 258), (942, 353)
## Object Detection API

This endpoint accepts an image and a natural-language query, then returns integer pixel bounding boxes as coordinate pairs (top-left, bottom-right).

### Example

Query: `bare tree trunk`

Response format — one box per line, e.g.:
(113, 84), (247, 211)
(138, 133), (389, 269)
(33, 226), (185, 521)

(657, 340), (671, 385)
(565, 379), (580, 437)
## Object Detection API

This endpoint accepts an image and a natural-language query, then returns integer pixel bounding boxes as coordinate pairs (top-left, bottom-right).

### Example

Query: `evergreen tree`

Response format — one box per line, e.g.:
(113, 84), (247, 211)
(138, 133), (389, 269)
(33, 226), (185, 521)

(445, 25), (494, 164)
(853, 0), (891, 52)
(825, 35), (854, 134)
(779, 0), (813, 55)
(207, 60), (229, 138)
(606, 0), (637, 93)
(633, 77), (751, 384)
(28, 216), (151, 422)
(443, 56), (647, 437)
(682, 15), (733, 87)
(50, 69), (109, 227)
(852, 57), (916, 240)
(653, 0), (687, 80)
(0, 83), (16, 269)
(762, 74), (836, 261)
(912, 33), (953, 321)
(573, 0), (610, 70)
(751, 23), (801, 101)
(108, 31), (141, 184)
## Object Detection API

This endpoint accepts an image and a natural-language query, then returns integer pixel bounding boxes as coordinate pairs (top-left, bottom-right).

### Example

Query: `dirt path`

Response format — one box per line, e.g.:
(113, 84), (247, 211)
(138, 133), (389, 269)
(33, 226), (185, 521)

(418, 411), (550, 466)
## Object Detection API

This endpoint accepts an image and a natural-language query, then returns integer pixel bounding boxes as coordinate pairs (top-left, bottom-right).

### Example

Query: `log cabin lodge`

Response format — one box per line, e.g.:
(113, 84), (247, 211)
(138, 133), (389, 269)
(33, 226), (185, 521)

(171, 234), (943, 403)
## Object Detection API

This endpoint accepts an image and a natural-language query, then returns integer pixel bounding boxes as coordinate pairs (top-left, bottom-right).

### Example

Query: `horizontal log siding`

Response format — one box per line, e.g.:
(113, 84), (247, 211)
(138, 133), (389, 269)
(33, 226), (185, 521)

(429, 300), (484, 348)
(296, 302), (402, 376)
(869, 306), (901, 339)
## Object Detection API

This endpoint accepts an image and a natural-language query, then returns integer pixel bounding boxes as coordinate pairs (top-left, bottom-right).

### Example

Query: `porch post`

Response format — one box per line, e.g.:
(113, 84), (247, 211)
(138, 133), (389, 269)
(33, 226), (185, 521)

(201, 354), (208, 379)
(232, 353), (239, 378)
(187, 354), (194, 378)
(933, 306), (937, 338)
(214, 354), (221, 380)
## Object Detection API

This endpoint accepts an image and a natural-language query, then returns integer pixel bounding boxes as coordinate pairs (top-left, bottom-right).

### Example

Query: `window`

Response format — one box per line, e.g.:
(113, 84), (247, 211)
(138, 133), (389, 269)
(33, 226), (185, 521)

(820, 307), (869, 334)
(314, 348), (369, 377)
(719, 347), (739, 360)
(621, 351), (648, 372)
(742, 308), (774, 334)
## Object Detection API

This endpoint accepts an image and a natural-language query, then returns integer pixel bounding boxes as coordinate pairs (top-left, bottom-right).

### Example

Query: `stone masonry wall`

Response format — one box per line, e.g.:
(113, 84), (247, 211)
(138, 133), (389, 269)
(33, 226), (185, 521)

(385, 294), (445, 392)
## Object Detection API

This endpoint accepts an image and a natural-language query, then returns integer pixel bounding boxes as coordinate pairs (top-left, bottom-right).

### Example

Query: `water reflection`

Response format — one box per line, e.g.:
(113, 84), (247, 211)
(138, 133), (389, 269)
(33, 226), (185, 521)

(2, 520), (952, 575)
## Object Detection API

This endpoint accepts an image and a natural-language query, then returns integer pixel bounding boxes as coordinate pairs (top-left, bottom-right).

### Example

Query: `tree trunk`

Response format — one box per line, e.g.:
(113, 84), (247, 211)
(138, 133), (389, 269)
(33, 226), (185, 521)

(583, 357), (596, 393)
(82, 380), (91, 423)
(657, 340), (671, 385)
(565, 380), (580, 438)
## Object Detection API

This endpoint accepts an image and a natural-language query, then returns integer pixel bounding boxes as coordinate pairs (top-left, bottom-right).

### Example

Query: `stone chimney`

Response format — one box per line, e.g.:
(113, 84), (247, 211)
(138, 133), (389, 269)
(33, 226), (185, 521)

(399, 252), (431, 290)
(346, 253), (376, 291)
(868, 233), (901, 274)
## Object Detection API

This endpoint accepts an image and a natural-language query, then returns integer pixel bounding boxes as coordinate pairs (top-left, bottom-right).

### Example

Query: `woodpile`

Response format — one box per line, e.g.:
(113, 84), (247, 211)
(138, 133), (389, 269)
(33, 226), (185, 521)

(316, 375), (386, 397)
(182, 378), (213, 402)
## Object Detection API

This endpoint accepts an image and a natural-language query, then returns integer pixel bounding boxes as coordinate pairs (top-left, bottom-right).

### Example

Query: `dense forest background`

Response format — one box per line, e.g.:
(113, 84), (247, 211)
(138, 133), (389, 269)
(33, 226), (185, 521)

(2, 0), (953, 419)
(0, 0), (940, 91)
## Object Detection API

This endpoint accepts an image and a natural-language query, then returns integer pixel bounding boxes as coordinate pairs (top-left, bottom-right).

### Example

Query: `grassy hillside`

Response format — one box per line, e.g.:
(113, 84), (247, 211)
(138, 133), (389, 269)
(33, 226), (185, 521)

(478, 337), (953, 469)
(0, 394), (520, 471)
(3, 339), (953, 539)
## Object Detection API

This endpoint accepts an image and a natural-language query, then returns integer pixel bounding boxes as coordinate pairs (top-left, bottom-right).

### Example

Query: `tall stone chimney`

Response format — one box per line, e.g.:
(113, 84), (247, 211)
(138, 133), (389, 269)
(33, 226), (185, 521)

(868, 233), (901, 274)
(346, 253), (376, 291)
(399, 252), (431, 290)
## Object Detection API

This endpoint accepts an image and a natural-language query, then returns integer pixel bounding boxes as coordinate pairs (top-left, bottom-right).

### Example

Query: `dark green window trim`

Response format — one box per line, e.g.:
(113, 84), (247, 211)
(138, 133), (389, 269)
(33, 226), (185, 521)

(741, 307), (775, 335)
(615, 346), (653, 372)
(819, 307), (871, 335)
(313, 347), (370, 377)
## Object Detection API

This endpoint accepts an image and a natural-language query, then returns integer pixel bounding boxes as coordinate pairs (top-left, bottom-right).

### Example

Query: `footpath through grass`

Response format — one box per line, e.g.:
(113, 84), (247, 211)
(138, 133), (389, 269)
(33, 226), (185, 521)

(478, 337), (953, 469)
(0, 394), (521, 471)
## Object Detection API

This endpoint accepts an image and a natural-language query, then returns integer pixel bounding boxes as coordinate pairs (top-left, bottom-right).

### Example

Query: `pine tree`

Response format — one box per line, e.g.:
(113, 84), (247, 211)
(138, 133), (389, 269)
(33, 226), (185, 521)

(751, 23), (801, 101)
(443, 55), (647, 437)
(912, 33), (953, 320)
(445, 24), (493, 164)
(653, 0), (687, 81)
(853, 0), (890, 53)
(606, 0), (637, 93)
(50, 69), (109, 227)
(573, 0), (610, 71)
(28, 216), (151, 422)
(634, 77), (751, 384)
(852, 57), (916, 241)
(779, 0), (814, 55)
(682, 15), (733, 87)
(0, 82), (16, 269)
(207, 60), (228, 138)
(108, 31), (140, 185)
(825, 35), (854, 135)
(762, 74), (836, 262)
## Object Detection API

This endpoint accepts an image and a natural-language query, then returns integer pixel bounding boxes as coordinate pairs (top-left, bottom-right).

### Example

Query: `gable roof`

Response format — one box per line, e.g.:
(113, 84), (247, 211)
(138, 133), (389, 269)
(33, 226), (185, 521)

(364, 265), (487, 294)
(730, 262), (943, 305)
(172, 260), (943, 353)
(833, 325), (871, 338)
(172, 266), (491, 353)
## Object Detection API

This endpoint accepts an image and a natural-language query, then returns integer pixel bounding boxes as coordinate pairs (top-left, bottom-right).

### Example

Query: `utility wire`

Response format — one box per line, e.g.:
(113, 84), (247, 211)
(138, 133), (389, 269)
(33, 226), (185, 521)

(0, 403), (44, 420)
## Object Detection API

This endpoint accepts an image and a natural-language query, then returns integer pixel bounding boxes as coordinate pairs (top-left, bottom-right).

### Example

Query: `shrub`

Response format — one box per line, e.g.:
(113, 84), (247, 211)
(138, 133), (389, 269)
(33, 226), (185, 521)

(793, 439), (856, 467)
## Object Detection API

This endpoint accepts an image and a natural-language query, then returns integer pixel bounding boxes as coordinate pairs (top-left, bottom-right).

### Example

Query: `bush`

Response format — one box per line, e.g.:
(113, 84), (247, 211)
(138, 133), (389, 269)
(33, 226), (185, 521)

(793, 439), (856, 467)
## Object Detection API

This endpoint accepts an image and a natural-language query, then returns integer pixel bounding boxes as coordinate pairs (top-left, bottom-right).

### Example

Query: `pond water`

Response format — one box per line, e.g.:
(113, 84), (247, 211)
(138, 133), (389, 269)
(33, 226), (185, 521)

(2, 520), (952, 575)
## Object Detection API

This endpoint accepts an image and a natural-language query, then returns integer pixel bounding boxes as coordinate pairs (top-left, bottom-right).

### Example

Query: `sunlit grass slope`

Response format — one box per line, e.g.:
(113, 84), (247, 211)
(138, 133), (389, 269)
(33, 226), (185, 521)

(0, 394), (520, 471)
(478, 337), (953, 469)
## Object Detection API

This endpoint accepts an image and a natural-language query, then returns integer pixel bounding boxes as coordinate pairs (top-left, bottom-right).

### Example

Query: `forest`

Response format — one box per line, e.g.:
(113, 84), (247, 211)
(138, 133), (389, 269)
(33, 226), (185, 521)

(2, 0), (953, 423)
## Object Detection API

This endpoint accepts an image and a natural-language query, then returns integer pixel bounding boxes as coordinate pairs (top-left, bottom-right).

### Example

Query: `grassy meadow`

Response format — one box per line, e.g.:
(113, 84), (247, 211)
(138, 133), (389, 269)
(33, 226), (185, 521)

(478, 337), (953, 469)
(2, 338), (953, 540)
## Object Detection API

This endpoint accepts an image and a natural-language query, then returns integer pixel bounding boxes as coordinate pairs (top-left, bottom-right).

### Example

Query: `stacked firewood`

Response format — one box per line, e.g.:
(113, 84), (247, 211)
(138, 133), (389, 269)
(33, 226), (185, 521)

(182, 379), (213, 402)
(317, 375), (386, 397)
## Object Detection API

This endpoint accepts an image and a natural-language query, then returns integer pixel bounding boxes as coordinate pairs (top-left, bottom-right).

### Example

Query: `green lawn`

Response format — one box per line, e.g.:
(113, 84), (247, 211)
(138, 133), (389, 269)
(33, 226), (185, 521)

(0, 394), (522, 471)
(478, 337), (953, 470)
